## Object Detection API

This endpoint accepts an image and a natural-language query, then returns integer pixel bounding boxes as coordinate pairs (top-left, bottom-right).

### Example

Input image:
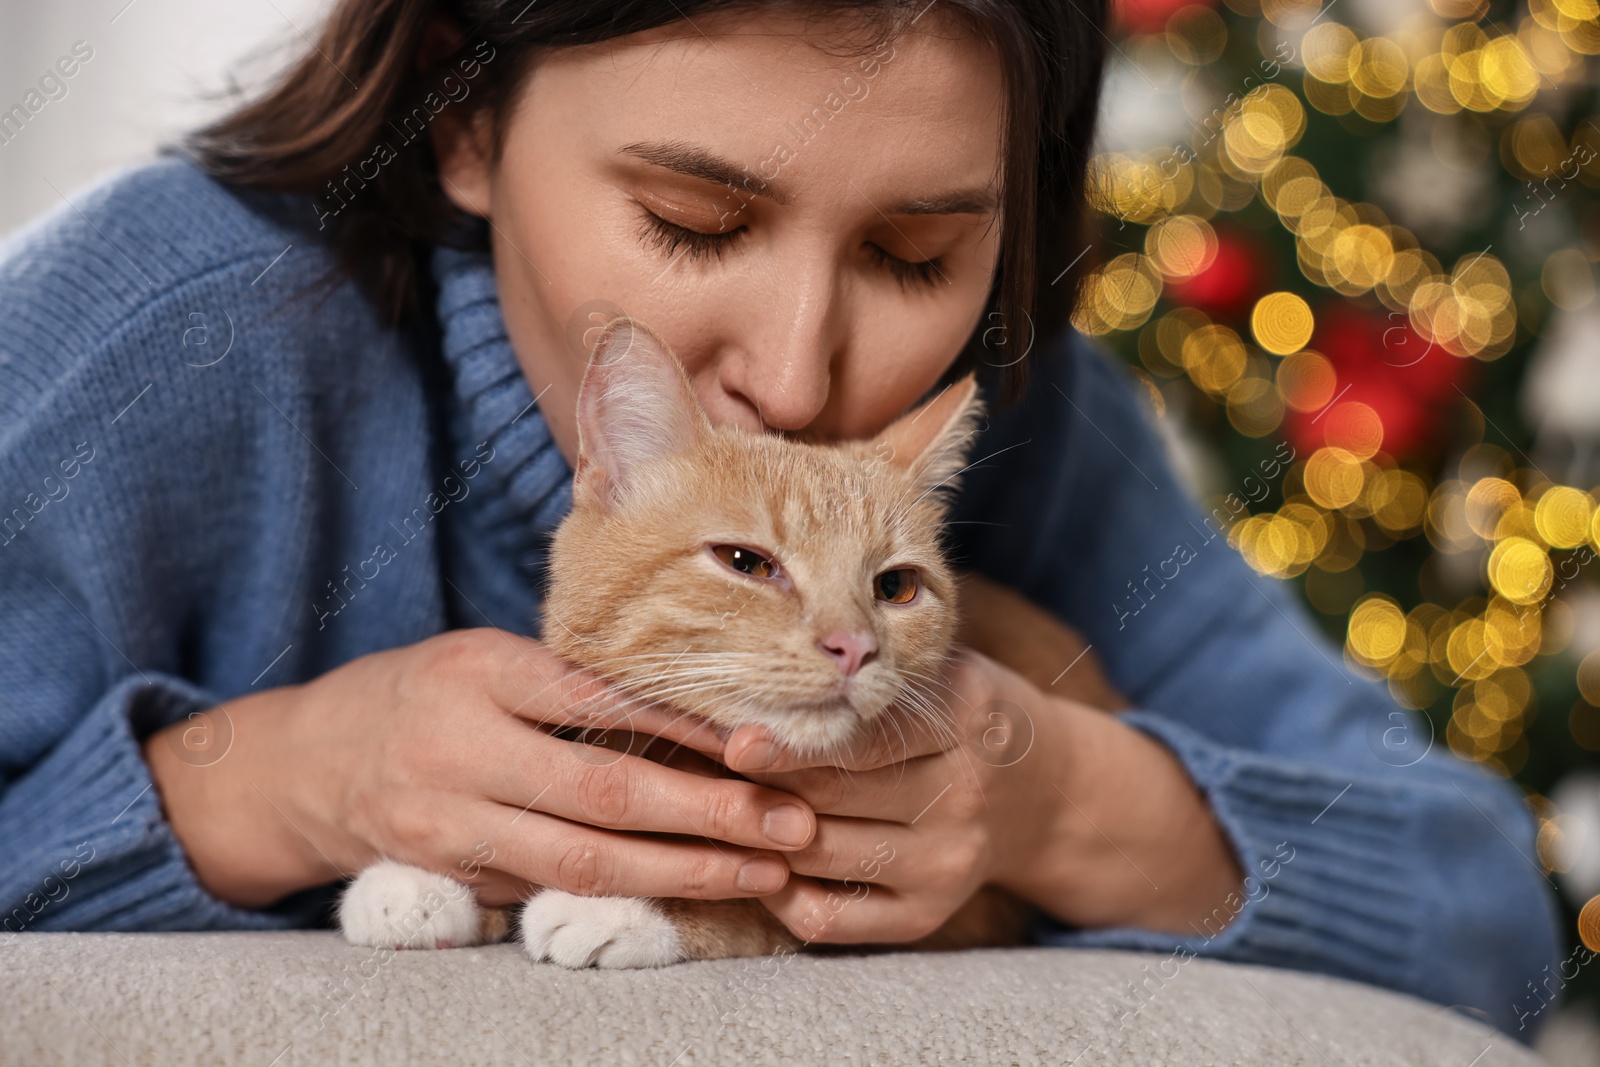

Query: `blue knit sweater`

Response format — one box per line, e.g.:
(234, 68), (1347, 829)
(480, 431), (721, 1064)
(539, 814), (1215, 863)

(0, 158), (1562, 1040)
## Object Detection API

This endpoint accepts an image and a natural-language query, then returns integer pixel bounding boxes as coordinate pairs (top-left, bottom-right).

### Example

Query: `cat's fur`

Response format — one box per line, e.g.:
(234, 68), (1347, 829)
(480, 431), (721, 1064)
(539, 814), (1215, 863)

(340, 317), (1028, 965)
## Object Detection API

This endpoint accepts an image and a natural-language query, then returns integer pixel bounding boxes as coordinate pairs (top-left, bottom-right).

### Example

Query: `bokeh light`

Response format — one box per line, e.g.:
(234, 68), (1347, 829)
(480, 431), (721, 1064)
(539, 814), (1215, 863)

(1095, 0), (1600, 987)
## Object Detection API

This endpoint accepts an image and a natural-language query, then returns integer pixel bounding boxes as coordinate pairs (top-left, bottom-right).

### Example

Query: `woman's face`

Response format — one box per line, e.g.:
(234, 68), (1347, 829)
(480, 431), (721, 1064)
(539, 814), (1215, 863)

(436, 9), (1005, 464)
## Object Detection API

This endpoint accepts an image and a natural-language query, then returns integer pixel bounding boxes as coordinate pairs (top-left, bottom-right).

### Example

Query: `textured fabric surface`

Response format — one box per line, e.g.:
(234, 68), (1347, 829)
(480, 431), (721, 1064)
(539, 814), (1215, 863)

(2, 934), (1547, 1067)
(0, 156), (1563, 1042)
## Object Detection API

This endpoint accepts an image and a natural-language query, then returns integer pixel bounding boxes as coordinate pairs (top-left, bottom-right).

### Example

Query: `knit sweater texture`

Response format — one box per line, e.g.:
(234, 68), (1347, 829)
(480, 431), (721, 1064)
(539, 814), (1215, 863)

(0, 158), (1563, 1041)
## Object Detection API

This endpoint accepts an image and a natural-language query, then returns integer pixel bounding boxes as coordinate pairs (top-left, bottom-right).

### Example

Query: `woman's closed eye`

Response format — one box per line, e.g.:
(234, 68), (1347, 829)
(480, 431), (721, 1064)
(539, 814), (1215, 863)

(636, 208), (745, 263)
(868, 245), (944, 291)
(635, 207), (945, 291)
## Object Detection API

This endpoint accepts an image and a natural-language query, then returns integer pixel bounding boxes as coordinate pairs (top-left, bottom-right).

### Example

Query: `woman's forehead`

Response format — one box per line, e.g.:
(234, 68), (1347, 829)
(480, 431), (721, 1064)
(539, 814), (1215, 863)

(515, 7), (1007, 196)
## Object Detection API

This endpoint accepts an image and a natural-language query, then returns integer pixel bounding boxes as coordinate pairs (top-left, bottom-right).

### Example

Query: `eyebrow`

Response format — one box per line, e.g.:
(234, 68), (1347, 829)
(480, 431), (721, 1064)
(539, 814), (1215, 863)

(616, 139), (998, 217)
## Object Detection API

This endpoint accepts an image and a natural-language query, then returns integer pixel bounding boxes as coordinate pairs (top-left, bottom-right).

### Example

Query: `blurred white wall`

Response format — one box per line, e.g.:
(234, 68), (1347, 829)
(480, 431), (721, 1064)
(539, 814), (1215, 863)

(0, 0), (332, 238)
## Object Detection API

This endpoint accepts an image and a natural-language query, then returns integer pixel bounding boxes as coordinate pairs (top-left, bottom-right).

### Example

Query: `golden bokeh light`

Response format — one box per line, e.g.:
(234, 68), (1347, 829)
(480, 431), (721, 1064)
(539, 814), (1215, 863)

(1534, 486), (1595, 549)
(1578, 650), (1600, 706)
(1181, 324), (1250, 394)
(1323, 402), (1385, 460)
(1146, 215), (1219, 280)
(1250, 291), (1316, 354)
(1409, 252), (1518, 361)
(1348, 595), (1407, 667)
(1089, 3), (1598, 793)
(1349, 37), (1410, 99)
(1330, 224), (1395, 293)
(1368, 469), (1430, 533)
(1260, 0), (1323, 27)
(1226, 373), (1286, 437)
(1580, 896), (1600, 955)
(1488, 536), (1554, 605)
(1302, 23), (1358, 83)
(1305, 447), (1367, 510)
(1465, 477), (1522, 540)
(1223, 85), (1306, 175)
(1167, 4), (1229, 65)
(1506, 112), (1569, 177)
(1276, 349), (1338, 412)
(1073, 253), (1164, 336)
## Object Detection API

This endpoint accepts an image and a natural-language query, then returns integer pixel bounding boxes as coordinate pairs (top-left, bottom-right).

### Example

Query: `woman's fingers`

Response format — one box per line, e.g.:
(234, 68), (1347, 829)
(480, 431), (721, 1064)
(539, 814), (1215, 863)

(472, 802), (795, 901)
(757, 874), (925, 945)
(485, 719), (818, 853)
(781, 814), (906, 882)
(454, 864), (539, 908)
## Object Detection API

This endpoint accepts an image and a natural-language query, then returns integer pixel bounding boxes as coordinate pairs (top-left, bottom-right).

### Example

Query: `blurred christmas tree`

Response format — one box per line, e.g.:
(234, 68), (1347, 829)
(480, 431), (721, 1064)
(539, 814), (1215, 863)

(1088, 0), (1600, 1030)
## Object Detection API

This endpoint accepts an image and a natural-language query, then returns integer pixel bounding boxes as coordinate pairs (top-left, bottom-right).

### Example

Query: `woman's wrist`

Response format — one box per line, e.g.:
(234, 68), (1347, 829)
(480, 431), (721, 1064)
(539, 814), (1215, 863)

(141, 684), (344, 909)
(993, 696), (1246, 937)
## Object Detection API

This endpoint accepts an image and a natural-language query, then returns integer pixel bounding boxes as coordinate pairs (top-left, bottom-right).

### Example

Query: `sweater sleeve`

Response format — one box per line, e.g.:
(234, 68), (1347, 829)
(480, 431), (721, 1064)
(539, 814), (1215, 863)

(0, 371), (341, 934)
(0, 672), (335, 936)
(949, 332), (1565, 1042)
(0, 163), (352, 935)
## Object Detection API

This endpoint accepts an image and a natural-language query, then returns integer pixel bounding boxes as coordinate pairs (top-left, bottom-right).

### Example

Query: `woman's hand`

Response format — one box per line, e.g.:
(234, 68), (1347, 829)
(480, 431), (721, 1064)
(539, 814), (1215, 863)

(141, 628), (818, 910)
(720, 641), (1246, 945)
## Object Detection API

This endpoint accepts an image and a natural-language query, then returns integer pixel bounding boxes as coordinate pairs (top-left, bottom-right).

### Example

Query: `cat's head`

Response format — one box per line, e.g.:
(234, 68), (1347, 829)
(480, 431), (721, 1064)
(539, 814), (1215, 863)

(542, 317), (984, 759)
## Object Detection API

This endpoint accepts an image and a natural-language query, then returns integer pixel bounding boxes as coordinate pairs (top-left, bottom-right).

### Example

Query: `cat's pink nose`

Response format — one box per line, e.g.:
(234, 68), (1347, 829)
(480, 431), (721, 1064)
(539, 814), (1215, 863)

(817, 630), (878, 677)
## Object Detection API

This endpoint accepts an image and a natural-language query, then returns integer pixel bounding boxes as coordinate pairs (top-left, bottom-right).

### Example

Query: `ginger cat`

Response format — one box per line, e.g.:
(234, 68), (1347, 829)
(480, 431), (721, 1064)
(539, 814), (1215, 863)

(340, 318), (1110, 966)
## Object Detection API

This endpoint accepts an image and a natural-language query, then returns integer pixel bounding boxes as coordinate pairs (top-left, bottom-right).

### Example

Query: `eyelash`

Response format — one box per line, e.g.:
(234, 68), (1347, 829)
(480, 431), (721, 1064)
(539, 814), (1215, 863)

(634, 209), (945, 292)
(636, 210), (740, 264)
(869, 246), (944, 291)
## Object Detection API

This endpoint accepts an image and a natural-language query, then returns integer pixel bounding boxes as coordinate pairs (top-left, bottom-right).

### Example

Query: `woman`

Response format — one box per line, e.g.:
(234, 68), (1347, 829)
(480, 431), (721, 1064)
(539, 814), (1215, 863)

(0, 0), (1560, 1041)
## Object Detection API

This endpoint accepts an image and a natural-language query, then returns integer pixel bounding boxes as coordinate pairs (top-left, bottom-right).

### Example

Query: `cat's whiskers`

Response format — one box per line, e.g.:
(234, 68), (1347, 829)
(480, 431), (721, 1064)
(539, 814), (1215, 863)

(543, 680), (725, 740)
(618, 669), (758, 694)
(608, 661), (769, 679)
(896, 665), (966, 702)
(615, 681), (761, 710)
(592, 650), (776, 661)
(897, 676), (1001, 795)
(892, 678), (969, 756)
(896, 669), (989, 770)
(896, 693), (963, 757)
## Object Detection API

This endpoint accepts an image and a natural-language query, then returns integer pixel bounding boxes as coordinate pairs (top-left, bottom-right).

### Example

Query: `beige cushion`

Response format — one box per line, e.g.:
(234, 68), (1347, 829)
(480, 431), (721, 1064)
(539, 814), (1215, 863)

(3, 932), (1547, 1066)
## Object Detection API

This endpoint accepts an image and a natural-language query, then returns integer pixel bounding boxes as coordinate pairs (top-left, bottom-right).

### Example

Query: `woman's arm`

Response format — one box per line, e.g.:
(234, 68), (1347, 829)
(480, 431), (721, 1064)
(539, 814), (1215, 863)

(941, 331), (1565, 1042)
(955, 573), (1252, 933)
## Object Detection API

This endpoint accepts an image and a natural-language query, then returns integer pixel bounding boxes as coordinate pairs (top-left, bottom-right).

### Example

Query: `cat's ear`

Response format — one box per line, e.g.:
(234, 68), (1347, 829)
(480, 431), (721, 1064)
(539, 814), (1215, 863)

(872, 374), (986, 500)
(573, 317), (709, 510)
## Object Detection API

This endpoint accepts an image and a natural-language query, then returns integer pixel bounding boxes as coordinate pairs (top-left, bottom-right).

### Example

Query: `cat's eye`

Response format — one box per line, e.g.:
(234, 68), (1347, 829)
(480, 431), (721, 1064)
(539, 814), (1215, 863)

(711, 544), (777, 580)
(874, 568), (919, 604)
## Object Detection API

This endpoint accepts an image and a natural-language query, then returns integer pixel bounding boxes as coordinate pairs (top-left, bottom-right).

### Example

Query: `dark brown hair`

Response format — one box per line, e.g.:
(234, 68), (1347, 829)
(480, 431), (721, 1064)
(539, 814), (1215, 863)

(183, 0), (1106, 399)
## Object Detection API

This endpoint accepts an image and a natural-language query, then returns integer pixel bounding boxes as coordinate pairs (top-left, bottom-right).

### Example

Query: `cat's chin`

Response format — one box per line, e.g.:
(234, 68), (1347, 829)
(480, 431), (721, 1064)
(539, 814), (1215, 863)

(710, 699), (865, 759)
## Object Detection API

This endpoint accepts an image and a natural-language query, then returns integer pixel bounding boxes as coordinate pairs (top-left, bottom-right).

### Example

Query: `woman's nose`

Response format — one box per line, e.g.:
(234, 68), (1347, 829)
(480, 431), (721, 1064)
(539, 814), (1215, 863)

(713, 275), (843, 435)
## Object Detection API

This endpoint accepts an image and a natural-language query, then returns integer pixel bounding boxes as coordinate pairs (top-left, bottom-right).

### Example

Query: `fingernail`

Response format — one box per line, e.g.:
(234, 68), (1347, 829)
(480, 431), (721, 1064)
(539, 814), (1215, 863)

(736, 857), (787, 893)
(743, 740), (780, 770)
(762, 804), (811, 847)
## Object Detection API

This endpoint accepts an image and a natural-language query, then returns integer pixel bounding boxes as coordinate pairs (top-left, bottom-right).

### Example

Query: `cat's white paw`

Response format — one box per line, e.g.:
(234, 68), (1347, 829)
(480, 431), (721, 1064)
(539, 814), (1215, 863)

(339, 859), (485, 950)
(520, 889), (685, 969)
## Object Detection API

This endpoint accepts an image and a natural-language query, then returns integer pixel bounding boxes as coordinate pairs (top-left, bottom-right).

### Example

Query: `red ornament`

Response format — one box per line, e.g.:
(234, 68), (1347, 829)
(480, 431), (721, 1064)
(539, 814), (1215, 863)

(1166, 229), (1261, 319)
(1113, 0), (1219, 34)
(1281, 306), (1471, 461)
